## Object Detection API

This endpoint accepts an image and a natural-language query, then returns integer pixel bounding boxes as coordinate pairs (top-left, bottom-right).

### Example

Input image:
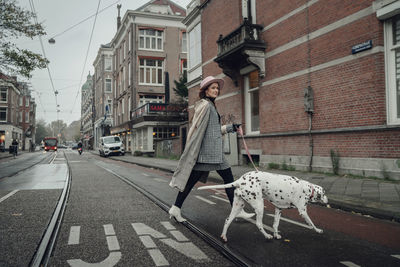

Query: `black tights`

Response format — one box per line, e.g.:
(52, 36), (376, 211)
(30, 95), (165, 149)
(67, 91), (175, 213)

(174, 168), (235, 208)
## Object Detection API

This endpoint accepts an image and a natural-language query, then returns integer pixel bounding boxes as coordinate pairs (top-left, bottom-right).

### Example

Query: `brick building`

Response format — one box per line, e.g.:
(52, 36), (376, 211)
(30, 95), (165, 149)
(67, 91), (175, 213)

(184, 0), (400, 179)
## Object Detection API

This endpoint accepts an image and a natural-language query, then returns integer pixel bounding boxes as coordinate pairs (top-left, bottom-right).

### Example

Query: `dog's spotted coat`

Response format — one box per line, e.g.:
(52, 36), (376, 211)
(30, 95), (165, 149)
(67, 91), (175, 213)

(198, 171), (328, 242)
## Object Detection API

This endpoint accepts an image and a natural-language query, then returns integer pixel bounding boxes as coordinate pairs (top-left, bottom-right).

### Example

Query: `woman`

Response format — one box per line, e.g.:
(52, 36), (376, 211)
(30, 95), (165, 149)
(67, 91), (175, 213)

(169, 76), (254, 222)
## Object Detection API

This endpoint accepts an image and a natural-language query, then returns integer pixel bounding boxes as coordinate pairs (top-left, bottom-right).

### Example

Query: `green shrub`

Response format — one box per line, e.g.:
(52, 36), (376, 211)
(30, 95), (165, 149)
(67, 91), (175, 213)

(330, 149), (340, 175)
(133, 150), (143, 156)
(268, 162), (280, 169)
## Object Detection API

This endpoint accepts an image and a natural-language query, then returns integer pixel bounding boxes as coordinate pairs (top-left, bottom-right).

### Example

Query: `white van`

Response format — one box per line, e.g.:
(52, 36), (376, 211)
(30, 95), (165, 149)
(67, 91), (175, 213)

(99, 136), (125, 157)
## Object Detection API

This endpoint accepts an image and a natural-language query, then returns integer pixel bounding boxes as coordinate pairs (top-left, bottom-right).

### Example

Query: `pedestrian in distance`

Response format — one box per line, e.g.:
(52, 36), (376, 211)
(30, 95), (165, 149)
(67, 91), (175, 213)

(169, 76), (255, 222)
(11, 139), (18, 157)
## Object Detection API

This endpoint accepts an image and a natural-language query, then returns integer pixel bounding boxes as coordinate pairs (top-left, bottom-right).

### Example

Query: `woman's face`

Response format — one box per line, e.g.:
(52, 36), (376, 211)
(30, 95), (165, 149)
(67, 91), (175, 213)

(205, 82), (219, 98)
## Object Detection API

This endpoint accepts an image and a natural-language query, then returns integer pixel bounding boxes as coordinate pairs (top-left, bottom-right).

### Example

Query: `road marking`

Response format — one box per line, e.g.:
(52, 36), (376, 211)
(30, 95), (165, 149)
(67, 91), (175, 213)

(0, 190), (18, 204)
(169, 230), (189, 242)
(68, 226), (81, 245)
(67, 252), (121, 267)
(148, 249), (169, 266)
(160, 221), (175, 231)
(142, 173), (150, 176)
(211, 195), (229, 203)
(392, 255), (400, 260)
(106, 236), (120, 251)
(340, 261), (361, 267)
(104, 224), (116, 235)
(132, 223), (166, 238)
(160, 239), (209, 260)
(154, 178), (167, 183)
(140, 236), (157, 248)
(195, 196), (216, 204)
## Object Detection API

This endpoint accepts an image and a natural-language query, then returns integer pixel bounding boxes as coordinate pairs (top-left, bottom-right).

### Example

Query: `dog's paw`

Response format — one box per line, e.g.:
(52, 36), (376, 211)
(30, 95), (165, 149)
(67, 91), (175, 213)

(264, 234), (273, 240)
(274, 233), (282, 239)
(220, 234), (228, 242)
(315, 228), (323, 234)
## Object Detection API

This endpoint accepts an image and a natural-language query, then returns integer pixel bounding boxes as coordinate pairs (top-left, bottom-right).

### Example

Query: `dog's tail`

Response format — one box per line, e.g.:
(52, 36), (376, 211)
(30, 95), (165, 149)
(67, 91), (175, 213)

(198, 181), (239, 191)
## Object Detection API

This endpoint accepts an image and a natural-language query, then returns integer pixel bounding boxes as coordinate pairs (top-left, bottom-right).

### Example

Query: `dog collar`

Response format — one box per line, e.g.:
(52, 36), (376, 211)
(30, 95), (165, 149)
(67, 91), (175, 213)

(310, 186), (315, 200)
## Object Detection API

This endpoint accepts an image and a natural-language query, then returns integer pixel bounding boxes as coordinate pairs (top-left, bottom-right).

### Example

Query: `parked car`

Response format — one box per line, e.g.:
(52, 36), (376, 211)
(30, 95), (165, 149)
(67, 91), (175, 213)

(99, 136), (125, 157)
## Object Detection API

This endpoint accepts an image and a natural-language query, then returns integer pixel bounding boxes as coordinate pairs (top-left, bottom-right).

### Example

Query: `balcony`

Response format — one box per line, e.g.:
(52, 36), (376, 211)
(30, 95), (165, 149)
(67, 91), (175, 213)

(131, 103), (188, 124)
(214, 18), (266, 85)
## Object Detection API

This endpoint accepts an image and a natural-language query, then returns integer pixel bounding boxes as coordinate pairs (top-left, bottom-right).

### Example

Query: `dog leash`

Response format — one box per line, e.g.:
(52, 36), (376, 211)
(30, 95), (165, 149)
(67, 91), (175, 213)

(238, 126), (259, 172)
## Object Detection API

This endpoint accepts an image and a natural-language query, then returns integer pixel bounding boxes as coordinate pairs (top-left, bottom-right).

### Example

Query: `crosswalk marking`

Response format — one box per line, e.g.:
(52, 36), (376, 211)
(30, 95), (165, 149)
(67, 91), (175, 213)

(68, 226), (80, 245)
(195, 195), (216, 204)
(340, 261), (361, 267)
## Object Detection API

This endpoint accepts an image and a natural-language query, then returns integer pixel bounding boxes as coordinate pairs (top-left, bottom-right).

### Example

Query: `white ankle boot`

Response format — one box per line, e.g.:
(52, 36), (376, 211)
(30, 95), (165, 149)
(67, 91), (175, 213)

(169, 205), (186, 222)
(236, 210), (255, 219)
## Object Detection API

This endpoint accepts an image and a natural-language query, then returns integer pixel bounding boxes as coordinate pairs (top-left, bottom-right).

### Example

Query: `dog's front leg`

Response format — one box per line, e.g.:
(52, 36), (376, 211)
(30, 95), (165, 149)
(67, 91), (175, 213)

(249, 200), (273, 240)
(272, 208), (282, 239)
(298, 206), (323, 234)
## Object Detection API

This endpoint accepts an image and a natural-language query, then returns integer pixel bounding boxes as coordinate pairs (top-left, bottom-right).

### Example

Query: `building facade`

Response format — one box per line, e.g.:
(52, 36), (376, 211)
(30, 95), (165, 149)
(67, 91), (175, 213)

(109, 0), (188, 154)
(80, 73), (94, 149)
(184, 0), (400, 179)
(0, 74), (37, 152)
(93, 44), (114, 150)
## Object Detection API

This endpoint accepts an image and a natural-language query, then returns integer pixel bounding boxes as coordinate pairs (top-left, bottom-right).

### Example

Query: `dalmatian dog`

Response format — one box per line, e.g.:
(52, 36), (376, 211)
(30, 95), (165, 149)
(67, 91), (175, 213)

(198, 171), (328, 242)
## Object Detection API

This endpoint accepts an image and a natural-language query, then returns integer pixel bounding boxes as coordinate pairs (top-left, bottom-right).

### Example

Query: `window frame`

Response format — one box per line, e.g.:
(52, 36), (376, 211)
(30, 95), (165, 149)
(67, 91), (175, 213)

(0, 107), (7, 122)
(244, 74), (260, 135)
(385, 15), (400, 125)
(105, 78), (112, 93)
(139, 58), (164, 86)
(188, 23), (202, 69)
(104, 57), (112, 71)
(139, 28), (164, 51)
(0, 87), (7, 103)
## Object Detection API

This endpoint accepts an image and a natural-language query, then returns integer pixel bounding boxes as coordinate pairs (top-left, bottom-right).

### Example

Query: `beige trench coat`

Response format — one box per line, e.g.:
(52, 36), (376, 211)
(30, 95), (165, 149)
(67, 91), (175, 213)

(169, 99), (228, 191)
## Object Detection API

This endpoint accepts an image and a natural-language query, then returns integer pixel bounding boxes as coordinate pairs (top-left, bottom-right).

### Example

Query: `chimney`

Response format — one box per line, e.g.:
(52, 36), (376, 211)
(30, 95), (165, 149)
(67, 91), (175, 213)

(117, 4), (122, 29)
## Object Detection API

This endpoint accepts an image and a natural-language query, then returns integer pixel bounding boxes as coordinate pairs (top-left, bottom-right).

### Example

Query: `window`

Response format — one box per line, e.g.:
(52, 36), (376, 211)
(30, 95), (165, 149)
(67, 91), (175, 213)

(120, 46), (123, 64)
(122, 98), (125, 115)
(153, 126), (179, 139)
(0, 87), (7, 103)
(139, 59), (163, 85)
(19, 111), (22, 122)
(0, 107), (6, 122)
(128, 96), (131, 115)
(25, 97), (29, 107)
(188, 23), (201, 69)
(180, 59), (187, 76)
(139, 29), (163, 51)
(181, 32), (187, 52)
(25, 112), (29, 123)
(385, 15), (400, 125)
(105, 79), (112, 93)
(105, 58), (112, 71)
(129, 30), (132, 51)
(244, 71), (260, 134)
(128, 62), (131, 86)
(121, 67), (124, 91)
(139, 95), (163, 106)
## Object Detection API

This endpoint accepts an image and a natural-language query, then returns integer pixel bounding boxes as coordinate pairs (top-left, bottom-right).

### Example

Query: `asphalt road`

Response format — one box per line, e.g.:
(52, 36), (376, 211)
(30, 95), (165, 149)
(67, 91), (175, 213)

(1, 150), (399, 266)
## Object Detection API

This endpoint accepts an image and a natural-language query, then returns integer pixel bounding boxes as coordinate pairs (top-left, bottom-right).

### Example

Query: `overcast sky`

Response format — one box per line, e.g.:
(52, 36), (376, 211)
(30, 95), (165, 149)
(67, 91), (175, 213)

(15, 0), (192, 125)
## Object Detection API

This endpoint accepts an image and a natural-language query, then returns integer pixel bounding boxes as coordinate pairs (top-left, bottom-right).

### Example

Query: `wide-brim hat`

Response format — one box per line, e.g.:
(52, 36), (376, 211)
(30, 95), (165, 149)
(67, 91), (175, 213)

(200, 76), (224, 91)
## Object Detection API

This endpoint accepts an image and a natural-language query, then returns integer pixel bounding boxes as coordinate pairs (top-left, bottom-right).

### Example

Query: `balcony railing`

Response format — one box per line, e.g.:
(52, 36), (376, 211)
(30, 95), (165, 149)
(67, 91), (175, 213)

(217, 18), (264, 57)
(131, 103), (187, 121)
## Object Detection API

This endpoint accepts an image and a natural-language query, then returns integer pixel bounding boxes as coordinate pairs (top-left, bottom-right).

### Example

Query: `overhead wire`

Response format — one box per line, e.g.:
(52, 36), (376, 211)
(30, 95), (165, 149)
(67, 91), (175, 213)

(70, 0), (102, 114)
(28, 0), (59, 118)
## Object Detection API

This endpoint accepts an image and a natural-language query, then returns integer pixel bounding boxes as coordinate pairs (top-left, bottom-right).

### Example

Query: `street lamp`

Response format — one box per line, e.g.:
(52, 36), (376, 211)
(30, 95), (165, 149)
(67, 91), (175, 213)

(48, 38), (55, 44)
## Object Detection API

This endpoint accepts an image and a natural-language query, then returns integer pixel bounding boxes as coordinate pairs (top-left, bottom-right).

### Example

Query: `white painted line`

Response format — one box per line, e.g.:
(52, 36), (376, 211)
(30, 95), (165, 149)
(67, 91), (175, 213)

(104, 224), (116, 236)
(161, 239), (209, 260)
(68, 226), (81, 245)
(68, 252), (121, 267)
(211, 195), (229, 203)
(148, 249), (169, 266)
(139, 236), (157, 249)
(392, 255), (400, 260)
(245, 218), (275, 232)
(169, 230), (189, 242)
(132, 223), (167, 238)
(142, 173), (150, 176)
(154, 178), (167, 183)
(265, 214), (312, 229)
(160, 221), (175, 231)
(195, 195), (216, 205)
(106, 236), (120, 251)
(340, 261), (361, 267)
(0, 190), (18, 204)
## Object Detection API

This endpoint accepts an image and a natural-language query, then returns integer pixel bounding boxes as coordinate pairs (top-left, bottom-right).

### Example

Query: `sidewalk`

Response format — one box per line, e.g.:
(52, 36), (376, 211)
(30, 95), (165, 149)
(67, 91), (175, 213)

(99, 151), (399, 222)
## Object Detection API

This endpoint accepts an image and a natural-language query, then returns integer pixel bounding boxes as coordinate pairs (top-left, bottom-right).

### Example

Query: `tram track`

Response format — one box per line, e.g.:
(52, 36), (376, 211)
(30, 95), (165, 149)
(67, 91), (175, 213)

(29, 151), (72, 267)
(98, 164), (253, 267)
